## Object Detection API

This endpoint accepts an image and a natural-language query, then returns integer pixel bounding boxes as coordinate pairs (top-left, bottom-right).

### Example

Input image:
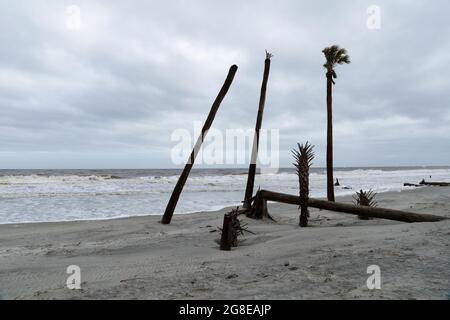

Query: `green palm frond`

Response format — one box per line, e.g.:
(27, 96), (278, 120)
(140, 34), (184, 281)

(353, 189), (377, 220)
(292, 142), (315, 227)
(337, 55), (350, 65)
(322, 45), (350, 82)
(292, 142), (314, 175)
(353, 189), (378, 207)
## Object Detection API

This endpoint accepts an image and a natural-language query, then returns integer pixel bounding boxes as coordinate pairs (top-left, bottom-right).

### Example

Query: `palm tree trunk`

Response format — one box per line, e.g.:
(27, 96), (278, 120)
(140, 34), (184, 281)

(161, 65), (238, 224)
(326, 72), (335, 201)
(243, 56), (271, 208)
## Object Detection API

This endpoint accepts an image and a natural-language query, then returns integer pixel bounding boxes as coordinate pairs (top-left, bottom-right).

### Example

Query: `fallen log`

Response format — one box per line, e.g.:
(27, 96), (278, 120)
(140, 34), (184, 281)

(419, 179), (450, 187)
(255, 189), (447, 223)
(403, 183), (421, 187)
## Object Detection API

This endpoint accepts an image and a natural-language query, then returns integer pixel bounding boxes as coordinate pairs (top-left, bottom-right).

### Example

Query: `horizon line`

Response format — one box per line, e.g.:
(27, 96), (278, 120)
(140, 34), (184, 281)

(1, 165), (449, 171)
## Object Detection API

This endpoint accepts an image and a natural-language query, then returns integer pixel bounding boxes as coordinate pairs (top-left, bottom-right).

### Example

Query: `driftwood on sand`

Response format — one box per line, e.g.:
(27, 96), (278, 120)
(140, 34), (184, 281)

(419, 179), (450, 187)
(249, 189), (447, 223)
(161, 65), (238, 225)
(404, 180), (450, 187)
(404, 183), (422, 187)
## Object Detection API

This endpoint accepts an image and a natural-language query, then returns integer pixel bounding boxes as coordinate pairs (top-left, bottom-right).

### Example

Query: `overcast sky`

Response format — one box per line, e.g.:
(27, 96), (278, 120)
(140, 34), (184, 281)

(1, 1), (449, 169)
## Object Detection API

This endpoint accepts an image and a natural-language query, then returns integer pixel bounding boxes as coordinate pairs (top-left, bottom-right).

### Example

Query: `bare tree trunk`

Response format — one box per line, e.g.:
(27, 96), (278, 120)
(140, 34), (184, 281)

(243, 52), (272, 208)
(326, 72), (335, 202)
(161, 65), (238, 224)
(253, 189), (447, 223)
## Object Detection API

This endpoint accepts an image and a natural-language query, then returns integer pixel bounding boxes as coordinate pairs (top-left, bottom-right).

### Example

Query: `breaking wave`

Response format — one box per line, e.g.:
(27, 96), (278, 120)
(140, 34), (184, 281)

(0, 167), (449, 224)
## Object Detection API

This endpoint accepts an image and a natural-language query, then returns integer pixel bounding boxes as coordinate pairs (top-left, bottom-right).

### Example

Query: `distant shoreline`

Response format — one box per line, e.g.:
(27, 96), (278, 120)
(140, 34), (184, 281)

(1, 165), (450, 172)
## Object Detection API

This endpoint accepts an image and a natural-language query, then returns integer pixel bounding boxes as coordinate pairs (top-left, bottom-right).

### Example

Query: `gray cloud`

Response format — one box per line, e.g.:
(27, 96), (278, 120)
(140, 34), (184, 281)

(0, 0), (449, 168)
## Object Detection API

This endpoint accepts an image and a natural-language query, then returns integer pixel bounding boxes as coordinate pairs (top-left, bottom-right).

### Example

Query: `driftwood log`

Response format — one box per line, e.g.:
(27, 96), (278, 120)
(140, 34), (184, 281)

(404, 183), (421, 187)
(251, 189), (447, 223)
(419, 179), (450, 187)
(161, 65), (238, 224)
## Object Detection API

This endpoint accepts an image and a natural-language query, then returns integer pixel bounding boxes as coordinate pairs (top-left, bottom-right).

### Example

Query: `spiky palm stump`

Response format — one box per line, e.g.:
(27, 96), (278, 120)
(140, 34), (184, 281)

(220, 208), (250, 250)
(292, 142), (315, 227)
(353, 189), (377, 220)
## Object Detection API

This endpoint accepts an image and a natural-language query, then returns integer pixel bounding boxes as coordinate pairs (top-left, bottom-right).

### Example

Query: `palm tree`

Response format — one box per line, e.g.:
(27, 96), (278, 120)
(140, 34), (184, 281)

(353, 189), (377, 220)
(161, 65), (238, 224)
(322, 45), (350, 202)
(243, 50), (272, 209)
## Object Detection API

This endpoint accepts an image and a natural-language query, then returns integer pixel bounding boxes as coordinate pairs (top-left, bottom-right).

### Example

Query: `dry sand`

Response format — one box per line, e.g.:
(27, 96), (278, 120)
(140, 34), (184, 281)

(0, 186), (449, 300)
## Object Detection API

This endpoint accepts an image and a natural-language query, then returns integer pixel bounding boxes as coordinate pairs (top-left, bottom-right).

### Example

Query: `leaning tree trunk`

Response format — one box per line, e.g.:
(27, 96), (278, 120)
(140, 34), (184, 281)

(243, 52), (272, 209)
(161, 65), (238, 224)
(326, 71), (335, 202)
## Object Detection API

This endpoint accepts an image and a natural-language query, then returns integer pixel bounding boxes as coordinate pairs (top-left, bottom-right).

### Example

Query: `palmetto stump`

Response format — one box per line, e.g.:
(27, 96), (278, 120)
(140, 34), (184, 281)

(353, 189), (377, 220)
(292, 142), (314, 227)
(219, 208), (251, 250)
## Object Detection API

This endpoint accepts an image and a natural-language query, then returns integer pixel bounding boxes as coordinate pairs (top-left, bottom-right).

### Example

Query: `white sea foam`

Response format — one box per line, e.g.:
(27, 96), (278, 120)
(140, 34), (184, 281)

(0, 168), (449, 224)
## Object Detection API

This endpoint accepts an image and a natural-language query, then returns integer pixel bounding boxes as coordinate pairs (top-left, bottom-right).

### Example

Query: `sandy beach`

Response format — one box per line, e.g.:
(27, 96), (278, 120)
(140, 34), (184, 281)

(0, 186), (449, 300)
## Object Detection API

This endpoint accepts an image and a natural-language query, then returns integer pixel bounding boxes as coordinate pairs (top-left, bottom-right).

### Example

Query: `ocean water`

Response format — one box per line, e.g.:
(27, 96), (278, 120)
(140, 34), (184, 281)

(0, 167), (449, 224)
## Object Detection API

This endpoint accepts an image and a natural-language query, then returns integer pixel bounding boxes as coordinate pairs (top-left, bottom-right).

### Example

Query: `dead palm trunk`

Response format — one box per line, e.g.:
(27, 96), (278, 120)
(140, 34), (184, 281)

(161, 64), (238, 224)
(243, 51), (272, 208)
(326, 70), (335, 202)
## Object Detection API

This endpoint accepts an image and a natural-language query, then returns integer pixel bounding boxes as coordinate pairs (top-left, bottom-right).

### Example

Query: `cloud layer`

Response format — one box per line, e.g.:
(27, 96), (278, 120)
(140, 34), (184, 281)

(1, 0), (449, 168)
